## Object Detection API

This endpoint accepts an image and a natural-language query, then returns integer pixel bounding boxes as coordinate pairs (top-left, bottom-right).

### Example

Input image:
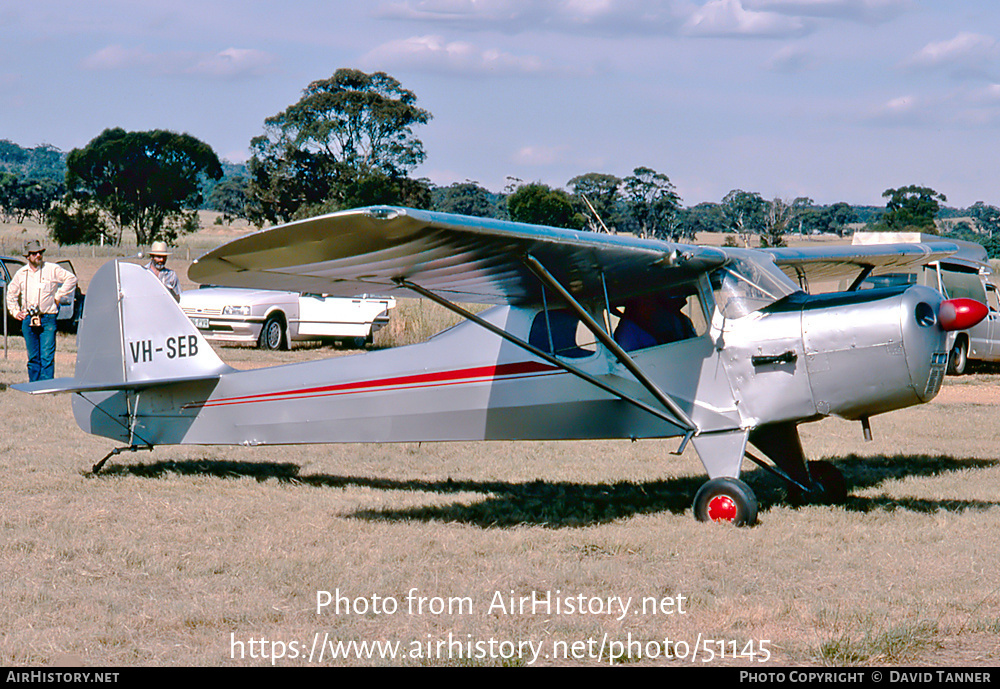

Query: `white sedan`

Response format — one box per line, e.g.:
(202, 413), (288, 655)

(180, 286), (395, 350)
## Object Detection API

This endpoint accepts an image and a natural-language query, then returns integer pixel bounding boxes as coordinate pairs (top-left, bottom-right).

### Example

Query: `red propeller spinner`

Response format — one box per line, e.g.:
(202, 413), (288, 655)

(938, 298), (988, 332)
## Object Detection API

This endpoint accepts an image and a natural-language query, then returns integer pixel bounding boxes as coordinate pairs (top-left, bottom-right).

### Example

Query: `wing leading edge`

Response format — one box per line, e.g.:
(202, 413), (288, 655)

(189, 206), (962, 303)
(189, 207), (728, 305)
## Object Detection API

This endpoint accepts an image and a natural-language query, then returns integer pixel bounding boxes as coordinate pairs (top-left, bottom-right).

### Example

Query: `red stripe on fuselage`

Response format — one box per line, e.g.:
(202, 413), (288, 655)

(183, 360), (562, 410)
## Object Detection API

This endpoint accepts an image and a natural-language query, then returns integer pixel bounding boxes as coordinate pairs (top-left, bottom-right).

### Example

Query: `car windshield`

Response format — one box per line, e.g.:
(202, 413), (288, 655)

(712, 255), (801, 319)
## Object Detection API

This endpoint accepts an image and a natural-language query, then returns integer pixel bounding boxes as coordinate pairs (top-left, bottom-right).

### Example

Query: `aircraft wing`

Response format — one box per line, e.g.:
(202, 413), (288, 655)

(766, 241), (959, 287)
(189, 207), (728, 305)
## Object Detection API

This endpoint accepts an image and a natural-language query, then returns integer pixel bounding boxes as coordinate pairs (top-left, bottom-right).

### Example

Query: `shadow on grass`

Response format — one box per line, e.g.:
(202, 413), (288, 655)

(94, 453), (1000, 528)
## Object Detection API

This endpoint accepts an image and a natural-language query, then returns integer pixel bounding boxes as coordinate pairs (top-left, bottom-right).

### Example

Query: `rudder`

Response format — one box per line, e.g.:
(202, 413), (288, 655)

(76, 260), (231, 386)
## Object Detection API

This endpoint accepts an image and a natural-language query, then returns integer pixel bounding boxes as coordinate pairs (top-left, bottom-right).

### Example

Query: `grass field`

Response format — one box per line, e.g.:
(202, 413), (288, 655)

(1, 217), (999, 667)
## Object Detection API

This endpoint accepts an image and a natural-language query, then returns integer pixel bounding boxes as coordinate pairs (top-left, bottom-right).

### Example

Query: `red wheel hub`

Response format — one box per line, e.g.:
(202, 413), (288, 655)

(707, 494), (738, 522)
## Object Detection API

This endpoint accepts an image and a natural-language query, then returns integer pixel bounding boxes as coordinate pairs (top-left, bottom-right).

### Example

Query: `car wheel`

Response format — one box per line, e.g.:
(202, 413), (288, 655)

(258, 314), (286, 350)
(947, 337), (967, 375)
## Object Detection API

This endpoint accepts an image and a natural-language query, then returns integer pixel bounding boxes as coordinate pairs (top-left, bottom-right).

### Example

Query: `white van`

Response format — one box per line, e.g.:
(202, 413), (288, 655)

(853, 232), (999, 374)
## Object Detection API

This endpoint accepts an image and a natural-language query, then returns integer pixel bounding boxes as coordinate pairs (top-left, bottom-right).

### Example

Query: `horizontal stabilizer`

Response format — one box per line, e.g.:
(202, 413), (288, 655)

(12, 372), (224, 395)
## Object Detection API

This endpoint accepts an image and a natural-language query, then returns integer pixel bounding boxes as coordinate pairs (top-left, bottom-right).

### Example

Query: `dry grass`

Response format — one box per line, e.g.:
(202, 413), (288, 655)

(1, 217), (1000, 667)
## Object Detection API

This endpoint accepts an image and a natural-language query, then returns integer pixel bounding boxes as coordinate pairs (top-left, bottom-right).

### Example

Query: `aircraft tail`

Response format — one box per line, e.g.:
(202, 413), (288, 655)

(14, 260), (232, 395)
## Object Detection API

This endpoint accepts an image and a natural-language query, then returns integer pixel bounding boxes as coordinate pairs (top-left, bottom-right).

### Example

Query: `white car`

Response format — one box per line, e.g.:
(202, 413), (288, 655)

(180, 286), (395, 350)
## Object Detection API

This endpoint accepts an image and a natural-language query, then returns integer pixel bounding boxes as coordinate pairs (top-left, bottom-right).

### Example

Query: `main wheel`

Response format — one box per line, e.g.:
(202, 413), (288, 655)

(258, 314), (286, 350)
(948, 337), (968, 375)
(693, 477), (758, 526)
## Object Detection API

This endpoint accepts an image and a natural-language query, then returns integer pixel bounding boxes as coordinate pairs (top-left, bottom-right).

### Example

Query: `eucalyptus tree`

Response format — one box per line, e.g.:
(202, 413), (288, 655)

(567, 172), (623, 232)
(620, 167), (682, 240)
(247, 68), (432, 224)
(65, 128), (221, 245)
(967, 201), (1000, 237)
(877, 185), (947, 233)
(721, 189), (768, 247)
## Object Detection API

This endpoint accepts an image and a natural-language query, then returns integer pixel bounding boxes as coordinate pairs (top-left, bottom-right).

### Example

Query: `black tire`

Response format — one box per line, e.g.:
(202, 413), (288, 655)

(693, 477), (758, 526)
(948, 337), (968, 375)
(258, 314), (286, 350)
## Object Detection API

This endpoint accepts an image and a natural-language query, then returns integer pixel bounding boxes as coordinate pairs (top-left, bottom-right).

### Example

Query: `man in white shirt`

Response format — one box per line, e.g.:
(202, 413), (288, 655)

(5, 240), (77, 381)
(144, 241), (181, 302)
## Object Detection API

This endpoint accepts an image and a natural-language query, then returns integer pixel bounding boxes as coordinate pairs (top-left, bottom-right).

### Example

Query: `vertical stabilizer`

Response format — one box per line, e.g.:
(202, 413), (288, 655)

(79, 260), (232, 385)
(15, 260), (231, 394)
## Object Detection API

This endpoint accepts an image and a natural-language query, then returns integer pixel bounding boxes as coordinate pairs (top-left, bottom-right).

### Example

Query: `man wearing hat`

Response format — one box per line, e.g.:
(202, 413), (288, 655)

(145, 241), (181, 302)
(5, 240), (78, 382)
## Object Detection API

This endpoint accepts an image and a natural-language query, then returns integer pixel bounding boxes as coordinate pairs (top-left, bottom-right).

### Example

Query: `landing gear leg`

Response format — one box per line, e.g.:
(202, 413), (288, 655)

(791, 460), (847, 505)
(690, 429), (758, 526)
(748, 422), (848, 505)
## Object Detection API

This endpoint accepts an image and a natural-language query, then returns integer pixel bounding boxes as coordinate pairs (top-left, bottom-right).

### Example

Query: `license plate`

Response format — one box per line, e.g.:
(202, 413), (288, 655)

(193, 318), (210, 329)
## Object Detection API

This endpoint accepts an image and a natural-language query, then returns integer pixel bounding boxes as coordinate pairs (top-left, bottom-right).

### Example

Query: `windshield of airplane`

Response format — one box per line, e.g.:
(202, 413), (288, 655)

(712, 256), (801, 319)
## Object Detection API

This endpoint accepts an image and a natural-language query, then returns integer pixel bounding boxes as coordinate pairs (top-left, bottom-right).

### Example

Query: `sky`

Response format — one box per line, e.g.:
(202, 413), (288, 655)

(3, 1), (1000, 208)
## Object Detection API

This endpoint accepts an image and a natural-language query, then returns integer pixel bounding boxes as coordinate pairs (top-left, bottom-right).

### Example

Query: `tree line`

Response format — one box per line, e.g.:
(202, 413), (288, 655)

(3, 67), (999, 254)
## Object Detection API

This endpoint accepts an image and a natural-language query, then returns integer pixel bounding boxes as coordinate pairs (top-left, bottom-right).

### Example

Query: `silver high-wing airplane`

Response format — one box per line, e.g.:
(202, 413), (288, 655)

(14, 207), (988, 525)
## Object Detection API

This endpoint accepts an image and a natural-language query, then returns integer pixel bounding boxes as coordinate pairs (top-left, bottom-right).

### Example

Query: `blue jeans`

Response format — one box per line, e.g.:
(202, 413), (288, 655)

(22, 313), (56, 382)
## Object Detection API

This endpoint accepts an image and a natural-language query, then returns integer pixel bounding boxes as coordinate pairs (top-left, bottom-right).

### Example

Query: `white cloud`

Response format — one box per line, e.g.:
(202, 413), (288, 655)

(376, 0), (686, 35)
(376, 0), (910, 37)
(974, 83), (1000, 103)
(361, 35), (547, 75)
(865, 94), (931, 126)
(682, 0), (808, 38)
(904, 32), (998, 79)
(82, 45), (150, 71)
(766, 44), (814, 71)
(190, 48), (276, 79)
(883, 95), (915, 113)
(82, 45), (276, 79)
(744, 0), (910, 23)
(513, 145), (565, 166)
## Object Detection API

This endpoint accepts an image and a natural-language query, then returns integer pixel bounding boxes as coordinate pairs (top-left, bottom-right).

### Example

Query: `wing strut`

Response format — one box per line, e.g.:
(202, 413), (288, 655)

(846, 265), (874, 292)
(397, 279), (693, 433)
(522, 254), (699, 434)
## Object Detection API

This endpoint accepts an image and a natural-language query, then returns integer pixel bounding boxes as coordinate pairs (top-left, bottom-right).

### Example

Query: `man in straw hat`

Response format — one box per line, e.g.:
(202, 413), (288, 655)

(145, 241), (181, 302)
(5, 240), (77, 382)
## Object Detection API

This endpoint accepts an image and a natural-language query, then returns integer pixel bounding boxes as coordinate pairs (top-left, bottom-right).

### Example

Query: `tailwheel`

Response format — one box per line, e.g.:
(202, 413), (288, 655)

(693, 477), (758, 526)
(788, 460), (847, 505)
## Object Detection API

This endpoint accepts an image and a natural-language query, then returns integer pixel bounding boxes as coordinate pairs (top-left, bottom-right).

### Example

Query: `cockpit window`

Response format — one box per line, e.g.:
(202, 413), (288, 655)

(711, 256), (801, 319)
(611, 290), (706, 352)
(528, 309), (596, 358)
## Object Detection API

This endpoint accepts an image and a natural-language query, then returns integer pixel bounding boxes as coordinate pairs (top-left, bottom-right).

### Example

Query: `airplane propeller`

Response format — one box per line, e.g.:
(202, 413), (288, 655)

(938, 298), (989, 332)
